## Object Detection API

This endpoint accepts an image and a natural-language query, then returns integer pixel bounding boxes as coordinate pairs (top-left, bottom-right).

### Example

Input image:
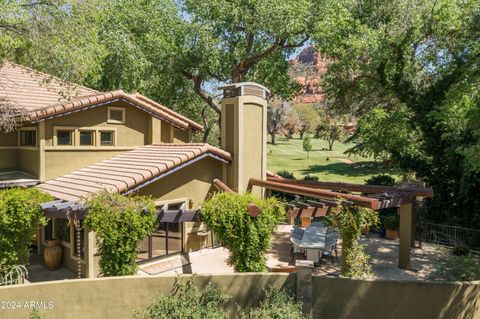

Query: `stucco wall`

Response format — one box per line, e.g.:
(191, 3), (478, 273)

(1, 274), (480, 319)
(312, 276), (480, 319)
(0, 131), (18, 146)
(44, 101), (149, 147)
(44, 150), (126, 181)
(0, 273), (294, 319)
(18, 149), (39, 177)
(0, 149), (18, 171)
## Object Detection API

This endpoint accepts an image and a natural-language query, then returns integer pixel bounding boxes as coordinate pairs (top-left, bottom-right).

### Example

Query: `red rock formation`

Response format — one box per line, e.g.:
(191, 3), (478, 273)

(289, 46), (329, 104)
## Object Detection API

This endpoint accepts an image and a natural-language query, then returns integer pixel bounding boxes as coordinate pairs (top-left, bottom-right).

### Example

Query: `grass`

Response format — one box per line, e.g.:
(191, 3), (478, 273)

(267, 136), (399, 184)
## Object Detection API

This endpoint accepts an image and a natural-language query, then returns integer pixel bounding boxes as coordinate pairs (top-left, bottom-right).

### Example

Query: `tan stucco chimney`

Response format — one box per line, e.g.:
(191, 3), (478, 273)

(219, 82), (270, 196)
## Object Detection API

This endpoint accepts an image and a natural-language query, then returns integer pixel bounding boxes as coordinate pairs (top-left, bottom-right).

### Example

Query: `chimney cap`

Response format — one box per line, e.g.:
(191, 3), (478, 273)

(218, 82), (271, 94)
(218, 82), (271, 99)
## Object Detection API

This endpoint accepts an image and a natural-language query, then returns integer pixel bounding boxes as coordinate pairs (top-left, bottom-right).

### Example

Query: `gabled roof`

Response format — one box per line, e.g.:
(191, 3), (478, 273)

(0, 62), (203, 131)
(37, 144), (231, 201)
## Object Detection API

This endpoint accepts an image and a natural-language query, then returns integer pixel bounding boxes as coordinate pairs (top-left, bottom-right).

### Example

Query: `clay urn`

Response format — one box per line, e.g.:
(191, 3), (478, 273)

(43, 239), (63, 270)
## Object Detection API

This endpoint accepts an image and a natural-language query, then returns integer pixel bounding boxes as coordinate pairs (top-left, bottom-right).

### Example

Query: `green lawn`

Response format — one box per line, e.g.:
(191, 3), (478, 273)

(267, 136), (398, 184)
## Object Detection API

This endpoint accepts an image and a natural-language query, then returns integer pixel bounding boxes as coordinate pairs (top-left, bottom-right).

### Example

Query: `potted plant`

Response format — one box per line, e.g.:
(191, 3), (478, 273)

(384, 215), (400, 239)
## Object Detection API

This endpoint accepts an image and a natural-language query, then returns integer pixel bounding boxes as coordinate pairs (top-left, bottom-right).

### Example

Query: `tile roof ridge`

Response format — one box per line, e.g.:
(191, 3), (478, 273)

(1, 61), (100, 95)
(146, 143), (231, 161)
(132, 93), (203, 131)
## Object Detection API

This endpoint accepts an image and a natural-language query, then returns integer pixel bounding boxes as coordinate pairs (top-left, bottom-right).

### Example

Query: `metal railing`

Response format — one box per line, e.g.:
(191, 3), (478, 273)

(416, 221), (480, 251)
(0, 265), (28, 286)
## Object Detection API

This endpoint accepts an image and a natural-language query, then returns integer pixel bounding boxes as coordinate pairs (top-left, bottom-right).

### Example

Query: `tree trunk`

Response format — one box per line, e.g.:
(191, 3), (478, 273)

(270, 133), (276, 145)
(328, 139), (334, 151)
(202, 126), (211, 143)
(299, 131), (304, 139)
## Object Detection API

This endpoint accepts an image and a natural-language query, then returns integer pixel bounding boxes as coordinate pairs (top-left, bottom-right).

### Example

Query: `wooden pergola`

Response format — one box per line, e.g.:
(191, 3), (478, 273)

(247, 176), (434, 270)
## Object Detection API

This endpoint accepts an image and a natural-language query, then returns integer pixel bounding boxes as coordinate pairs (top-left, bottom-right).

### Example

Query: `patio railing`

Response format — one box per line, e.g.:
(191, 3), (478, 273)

(0, 265), (28, 286)
(416, 221), (480, 252)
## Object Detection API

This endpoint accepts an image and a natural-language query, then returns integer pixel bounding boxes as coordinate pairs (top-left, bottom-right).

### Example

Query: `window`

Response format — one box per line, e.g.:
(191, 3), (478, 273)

(57, 130), (73, 145)
(20, 130), (36, 146)
(79, 131), (94, 146)
(107, 107), (125, 124)
(100, 131), (114, 146)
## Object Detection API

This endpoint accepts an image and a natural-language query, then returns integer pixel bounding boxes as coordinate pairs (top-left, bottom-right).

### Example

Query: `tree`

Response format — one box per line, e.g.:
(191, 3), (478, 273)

(283, 108), (301, 139)
(313, 0), (480, 227)
(302, 134), (312, 158)
(315, 109), (346, 151)
(99, 0), (316, 142)
(267, 100), (286, 144)
(293, 104), (320, 139)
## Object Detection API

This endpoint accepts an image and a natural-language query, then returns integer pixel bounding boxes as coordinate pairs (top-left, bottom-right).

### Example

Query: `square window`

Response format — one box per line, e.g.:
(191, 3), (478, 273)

(108, 108), (125, 123)
(20, 130), (36, 146)
(57, 130), (73, 145)
(100, 131), (114, 146)
(54, 219), (70, 243)
(79, 131), (94, 146)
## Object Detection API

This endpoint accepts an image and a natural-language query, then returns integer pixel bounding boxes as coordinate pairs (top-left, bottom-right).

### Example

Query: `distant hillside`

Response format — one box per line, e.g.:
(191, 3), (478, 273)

(289, 46), (328, 104)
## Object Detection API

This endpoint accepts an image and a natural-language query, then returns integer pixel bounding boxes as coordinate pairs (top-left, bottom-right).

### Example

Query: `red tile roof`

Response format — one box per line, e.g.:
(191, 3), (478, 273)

(0, 62), (203, 131)
(37, 144), (231, 201)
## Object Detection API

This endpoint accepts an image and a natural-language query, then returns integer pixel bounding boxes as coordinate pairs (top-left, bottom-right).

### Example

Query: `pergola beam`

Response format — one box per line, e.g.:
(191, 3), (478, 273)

(267, 176), (433, 198)
(248, 178), (383, 210)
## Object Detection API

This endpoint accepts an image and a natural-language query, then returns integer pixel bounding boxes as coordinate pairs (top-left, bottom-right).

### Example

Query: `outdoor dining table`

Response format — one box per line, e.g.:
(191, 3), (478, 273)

(290, 222), (338, 264)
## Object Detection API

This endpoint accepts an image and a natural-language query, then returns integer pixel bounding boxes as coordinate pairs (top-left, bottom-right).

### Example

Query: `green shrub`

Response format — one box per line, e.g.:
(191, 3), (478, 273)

(453, 244), (471, 256)
(365, 174), (396, 186)
(201, 192), (285, 272)
(0, 188), (52, 275)
(238, 288), (309, 319)
(328, 202), (378, 278)
(432, 247), (480, 281)
(276, 170), (295, 180)
(29, 309), (46, 319)
(133, 276), (230, 319)
(302, 175), (319, 182)
(384, 215), (400, 230)
(83, 192), (157, 276)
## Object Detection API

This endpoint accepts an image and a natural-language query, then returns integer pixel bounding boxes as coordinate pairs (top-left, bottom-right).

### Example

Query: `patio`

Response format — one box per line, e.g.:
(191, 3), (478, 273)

(138, 224), (445, 281)
(25, 255), (76, 283)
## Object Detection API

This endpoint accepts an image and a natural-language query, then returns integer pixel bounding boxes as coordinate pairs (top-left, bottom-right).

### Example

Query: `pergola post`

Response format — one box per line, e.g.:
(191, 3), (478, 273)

(399, 203), (413, 270)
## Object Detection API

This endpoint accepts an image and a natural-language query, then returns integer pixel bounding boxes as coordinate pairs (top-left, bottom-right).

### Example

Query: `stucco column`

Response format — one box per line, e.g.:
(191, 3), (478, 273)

(38, 120), (46, 181)
(86, 229), (96, 278)
(296, 259), (314, 316)
(399, 203), (413, 270)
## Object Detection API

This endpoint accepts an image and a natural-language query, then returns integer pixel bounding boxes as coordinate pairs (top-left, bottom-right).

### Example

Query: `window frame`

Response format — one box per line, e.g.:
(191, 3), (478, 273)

(78, 130), (96, 146)
(99, 130), (115, 147)
(53, 127), (76, 147)
(18, 127), (38, 148)
(107, 107), (126, 124)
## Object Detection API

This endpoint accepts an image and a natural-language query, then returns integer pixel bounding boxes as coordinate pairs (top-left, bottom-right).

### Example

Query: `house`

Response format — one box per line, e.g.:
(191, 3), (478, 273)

(0, 62), (269, 277)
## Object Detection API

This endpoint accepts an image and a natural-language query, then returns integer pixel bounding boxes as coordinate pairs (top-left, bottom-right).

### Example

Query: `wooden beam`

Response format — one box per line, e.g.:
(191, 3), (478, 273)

(212, 178), (234, 193)
(248, 178), (382, 210)
(267, 176), (433, 198)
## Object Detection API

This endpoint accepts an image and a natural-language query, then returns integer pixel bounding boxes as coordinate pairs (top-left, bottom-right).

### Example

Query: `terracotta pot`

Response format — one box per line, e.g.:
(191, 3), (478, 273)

(43, 239), (63, 270)
(385, 229), (398, 240)
(301, 217), (312, 228)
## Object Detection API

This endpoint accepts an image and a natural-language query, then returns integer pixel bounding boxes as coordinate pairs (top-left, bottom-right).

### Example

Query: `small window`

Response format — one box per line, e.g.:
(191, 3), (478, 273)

(20, 130), (36, 146)
(108, 107), (125, 124)
(79, 131), (94, 146)
(100, 131), (114, 146)
(57, 130), (74, 145)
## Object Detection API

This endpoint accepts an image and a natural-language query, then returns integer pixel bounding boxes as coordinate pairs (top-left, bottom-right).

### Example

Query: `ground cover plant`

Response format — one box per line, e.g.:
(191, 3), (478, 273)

(0, 188), (52, 276)
(83, 192), (157, 276)
(201, 192), (285, 272)
(133, 276), (309, 319)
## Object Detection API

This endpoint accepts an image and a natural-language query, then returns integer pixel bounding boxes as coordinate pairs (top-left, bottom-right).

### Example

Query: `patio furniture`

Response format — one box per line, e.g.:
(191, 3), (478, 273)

(290, 223), (339, 265)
